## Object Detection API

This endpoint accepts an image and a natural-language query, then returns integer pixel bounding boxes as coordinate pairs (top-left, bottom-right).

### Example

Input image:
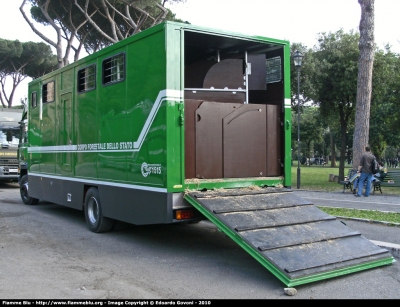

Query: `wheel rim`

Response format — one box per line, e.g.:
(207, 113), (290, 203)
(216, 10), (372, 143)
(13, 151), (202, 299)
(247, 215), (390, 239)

(20, 182), (29, 200)
(87, 196), (99, 225)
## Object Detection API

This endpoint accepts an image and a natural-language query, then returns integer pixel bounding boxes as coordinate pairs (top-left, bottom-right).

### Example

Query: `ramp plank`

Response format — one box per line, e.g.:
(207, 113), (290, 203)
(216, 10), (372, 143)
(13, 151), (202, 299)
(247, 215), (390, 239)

(220, 205), (335, 231)
(241, 220), (361, 251)
(196, 191), (312, 213)
(264, 236), (390, 278)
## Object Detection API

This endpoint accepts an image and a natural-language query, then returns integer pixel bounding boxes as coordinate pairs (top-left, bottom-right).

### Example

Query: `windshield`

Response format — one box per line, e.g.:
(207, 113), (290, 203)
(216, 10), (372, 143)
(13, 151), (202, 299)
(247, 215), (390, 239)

(0, 127), (20, 148)
(0, 109), (23, 148)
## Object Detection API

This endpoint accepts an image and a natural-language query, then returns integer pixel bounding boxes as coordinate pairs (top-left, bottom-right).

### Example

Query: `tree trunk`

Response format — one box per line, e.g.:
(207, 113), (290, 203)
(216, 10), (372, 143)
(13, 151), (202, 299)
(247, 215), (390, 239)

(339, 121), (348, 181)
(330, 129), (336, 167)
(353, 0), (375, 168)
(306, 140), (311, 167)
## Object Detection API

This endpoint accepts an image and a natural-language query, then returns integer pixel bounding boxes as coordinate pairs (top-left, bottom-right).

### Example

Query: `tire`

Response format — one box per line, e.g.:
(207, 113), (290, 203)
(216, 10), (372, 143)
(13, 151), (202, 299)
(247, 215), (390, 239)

(84, 187), (114, 233)
(19, 175), (39, 205)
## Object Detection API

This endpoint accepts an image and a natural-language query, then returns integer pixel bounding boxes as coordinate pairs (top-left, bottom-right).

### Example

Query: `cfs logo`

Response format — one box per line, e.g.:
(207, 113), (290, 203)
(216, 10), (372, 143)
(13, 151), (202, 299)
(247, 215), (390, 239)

(141, 162), (162, 177)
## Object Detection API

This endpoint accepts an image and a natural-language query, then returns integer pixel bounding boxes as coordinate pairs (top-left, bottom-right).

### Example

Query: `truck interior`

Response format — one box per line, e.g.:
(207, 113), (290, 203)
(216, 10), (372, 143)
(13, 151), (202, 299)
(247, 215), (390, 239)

(183, 30), (285, 180)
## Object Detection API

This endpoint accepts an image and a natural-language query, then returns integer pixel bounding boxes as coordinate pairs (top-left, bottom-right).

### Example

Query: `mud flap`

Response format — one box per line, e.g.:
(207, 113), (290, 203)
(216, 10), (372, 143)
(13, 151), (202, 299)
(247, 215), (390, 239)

(184, 188), (395, 286)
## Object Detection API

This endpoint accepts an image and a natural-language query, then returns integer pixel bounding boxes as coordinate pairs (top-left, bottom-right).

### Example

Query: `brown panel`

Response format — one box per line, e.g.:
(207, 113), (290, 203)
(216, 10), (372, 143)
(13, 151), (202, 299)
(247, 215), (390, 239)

(203, 59), (244, 89)
(184, 100), (203, 179)
(195, 102), (241, 179)
(249, 90), (268, 104)
(185, 90), (245, 104)
(248, 54), (266, 90)
(223, 105), (267, 178)
(266, 105), (281, 176)
(265, 82), (283, 103)
(185, 60), (216, 88)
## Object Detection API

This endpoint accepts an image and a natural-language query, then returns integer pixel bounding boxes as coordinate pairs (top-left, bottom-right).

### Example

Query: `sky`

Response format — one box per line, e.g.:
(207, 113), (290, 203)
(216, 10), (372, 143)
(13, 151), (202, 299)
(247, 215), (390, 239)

(1, 0), (400, 105)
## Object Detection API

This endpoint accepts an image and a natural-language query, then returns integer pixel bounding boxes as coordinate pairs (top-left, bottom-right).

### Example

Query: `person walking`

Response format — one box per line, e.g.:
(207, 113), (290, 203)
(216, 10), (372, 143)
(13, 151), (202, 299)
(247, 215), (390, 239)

(355, 146), (375, 197)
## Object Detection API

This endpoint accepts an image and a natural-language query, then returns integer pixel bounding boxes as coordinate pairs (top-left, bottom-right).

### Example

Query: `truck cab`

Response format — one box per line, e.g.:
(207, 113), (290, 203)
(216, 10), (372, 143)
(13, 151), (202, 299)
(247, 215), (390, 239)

(0, 108), (23, 182)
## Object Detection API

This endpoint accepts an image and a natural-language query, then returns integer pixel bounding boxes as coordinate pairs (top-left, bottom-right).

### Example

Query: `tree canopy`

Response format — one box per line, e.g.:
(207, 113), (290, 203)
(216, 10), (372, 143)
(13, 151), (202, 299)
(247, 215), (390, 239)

(369, 47), (400, 159)
(290, 26), (400, 174)
(291, 106), (324, 162)
(20, 0), (186, 68)
(0, 39), (57, 108)
(295, 30), (359, 179)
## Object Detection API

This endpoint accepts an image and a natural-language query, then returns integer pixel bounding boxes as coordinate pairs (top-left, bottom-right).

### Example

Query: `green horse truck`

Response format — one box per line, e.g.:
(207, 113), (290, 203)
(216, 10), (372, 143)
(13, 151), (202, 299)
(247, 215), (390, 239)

(19, 21), (394, 287)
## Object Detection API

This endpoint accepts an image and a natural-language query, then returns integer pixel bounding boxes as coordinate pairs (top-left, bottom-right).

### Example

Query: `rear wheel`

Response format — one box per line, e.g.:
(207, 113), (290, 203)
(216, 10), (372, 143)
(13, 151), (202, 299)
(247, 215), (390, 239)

(19, 175), (39, 205)
(84, 188), (114, 233)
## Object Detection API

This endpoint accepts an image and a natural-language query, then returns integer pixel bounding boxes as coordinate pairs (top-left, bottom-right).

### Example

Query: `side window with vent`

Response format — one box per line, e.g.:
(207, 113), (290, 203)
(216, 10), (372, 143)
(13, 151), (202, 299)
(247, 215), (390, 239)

(102, 53), (125, 85)
(31, 91), (37, 108)
(42, 81), (55, 103)
(78, 64), (96, 93)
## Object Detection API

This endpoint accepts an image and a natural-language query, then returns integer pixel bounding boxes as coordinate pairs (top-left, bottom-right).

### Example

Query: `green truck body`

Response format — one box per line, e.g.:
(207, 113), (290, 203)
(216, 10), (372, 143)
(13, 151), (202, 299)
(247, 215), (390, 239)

(24, 22), (292, 221)
(21, 22), (394, 286)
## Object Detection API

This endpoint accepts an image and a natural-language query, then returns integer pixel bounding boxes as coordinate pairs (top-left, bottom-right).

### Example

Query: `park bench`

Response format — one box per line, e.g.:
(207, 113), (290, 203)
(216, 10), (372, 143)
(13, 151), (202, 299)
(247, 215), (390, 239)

(339, 169), (359, 193)
(372, 169), (400, 194)
(339, 168), (383, 194)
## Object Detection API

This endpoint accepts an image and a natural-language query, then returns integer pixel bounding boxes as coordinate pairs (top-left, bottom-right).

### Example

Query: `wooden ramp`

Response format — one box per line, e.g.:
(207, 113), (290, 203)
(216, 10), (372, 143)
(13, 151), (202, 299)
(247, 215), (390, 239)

(184, 188), (394, 286)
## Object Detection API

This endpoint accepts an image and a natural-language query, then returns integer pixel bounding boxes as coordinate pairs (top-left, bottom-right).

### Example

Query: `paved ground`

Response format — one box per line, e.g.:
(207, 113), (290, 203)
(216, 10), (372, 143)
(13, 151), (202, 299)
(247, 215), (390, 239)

(294, 189), (400, 213)
(293, 189), (400, 258)
(1, 183), (400, 299)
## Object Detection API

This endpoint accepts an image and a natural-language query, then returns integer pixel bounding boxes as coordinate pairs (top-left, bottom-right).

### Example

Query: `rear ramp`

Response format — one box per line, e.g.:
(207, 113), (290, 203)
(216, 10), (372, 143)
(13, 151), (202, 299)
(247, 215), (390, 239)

(184, 187), (395, 286)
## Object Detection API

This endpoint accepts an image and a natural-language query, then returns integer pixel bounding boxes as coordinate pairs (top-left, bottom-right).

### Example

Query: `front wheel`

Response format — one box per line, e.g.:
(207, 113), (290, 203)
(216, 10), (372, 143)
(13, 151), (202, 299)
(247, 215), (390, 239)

(19, 175), (39, 205)
(84, 187), (114, 233)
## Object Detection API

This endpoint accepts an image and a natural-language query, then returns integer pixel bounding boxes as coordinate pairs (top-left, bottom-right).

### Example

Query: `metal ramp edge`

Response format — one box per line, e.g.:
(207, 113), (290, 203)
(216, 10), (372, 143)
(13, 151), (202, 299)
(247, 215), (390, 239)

(184, 187), (395, 287)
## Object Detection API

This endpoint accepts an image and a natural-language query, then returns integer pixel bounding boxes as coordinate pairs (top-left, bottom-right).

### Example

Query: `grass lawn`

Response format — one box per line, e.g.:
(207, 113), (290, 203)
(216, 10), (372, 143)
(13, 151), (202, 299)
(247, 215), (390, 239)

(291, 164), (343, 192)
(290, 164), (400, 195)
(319, 207), (400, 225)
(290, 164), (400, 224)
